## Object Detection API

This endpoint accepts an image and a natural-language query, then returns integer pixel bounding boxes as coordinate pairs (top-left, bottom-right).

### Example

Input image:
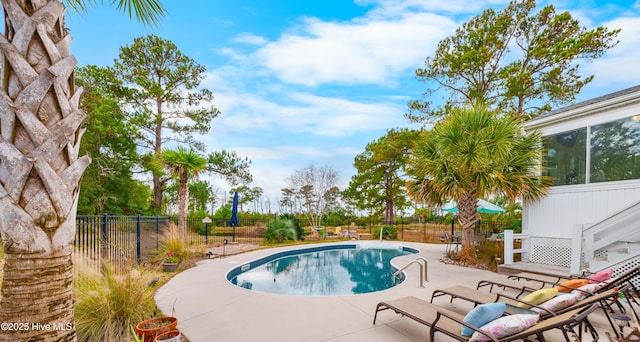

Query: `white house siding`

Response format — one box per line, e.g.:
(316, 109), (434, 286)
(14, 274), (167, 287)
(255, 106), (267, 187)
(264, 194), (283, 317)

(524, 180), (640, 239)
(523, 85), (640, 266)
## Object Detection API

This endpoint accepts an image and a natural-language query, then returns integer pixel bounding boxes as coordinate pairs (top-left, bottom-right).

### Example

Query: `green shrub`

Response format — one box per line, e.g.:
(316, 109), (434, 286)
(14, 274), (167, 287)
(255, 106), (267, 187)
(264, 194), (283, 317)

(279, 214), (305, 240)
(372, 225), (398, 240)
(504, 218), (522, 233)
(264, 217), (298, 243)
(74, 258), (156, 341)
(352, 217), (368, 227)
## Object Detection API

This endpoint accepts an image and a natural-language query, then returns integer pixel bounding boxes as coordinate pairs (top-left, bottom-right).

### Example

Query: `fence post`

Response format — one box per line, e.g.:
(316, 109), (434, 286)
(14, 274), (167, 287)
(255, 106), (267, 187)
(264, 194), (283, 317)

(570, 224), (584, 276)
(203, 217), (212, 245)
(423, 222), (427, 243)
(156, 216), (159, 250)
(503, 229), (514, 265)
(136, 214), (141, 263)
(101, 213), (108, 269)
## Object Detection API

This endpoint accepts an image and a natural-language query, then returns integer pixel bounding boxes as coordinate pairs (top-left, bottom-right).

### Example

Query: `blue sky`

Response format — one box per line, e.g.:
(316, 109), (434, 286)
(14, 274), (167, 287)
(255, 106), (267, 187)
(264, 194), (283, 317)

(66, 0), (640, 210)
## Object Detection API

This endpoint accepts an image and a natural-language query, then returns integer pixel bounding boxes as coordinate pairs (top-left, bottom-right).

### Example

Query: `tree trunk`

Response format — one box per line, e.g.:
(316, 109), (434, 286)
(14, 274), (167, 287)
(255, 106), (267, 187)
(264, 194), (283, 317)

(0, 252), (75, 341)
(384, 198), (395, 225)
(384, 171), (395, 225)
(153, 174), (163, 214)
(177, 169), (188, 234)
(152, 98), (164, 213)
(457, 188), (479, 254)
(0, 0), (90, 340)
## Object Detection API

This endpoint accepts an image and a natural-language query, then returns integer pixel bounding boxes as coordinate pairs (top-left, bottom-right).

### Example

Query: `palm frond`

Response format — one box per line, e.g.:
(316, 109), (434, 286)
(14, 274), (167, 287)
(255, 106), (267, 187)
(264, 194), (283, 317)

(65, 0), (166, 27)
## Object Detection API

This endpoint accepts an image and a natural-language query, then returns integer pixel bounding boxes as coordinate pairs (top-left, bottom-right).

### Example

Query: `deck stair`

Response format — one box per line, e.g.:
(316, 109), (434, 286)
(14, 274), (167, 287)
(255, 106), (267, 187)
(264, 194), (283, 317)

(589, 241), (640, 270)
(574, 200), (640, 273)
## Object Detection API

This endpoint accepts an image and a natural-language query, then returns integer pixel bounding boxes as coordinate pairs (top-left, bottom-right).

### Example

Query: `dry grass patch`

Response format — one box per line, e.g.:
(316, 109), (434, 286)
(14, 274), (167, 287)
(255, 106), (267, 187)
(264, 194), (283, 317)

(73, 257), (158, 341)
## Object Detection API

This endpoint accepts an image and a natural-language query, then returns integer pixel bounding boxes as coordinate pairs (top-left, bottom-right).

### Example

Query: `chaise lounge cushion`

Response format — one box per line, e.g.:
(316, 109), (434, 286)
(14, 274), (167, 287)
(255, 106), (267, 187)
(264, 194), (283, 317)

(516, 288), (558, 308)
(572, 282), (606, 299)
(469, 314), (540, 342)
(529, 293), (581, 315)
(556, 279), (589, 292)
(589, 269), (614, 283)
(462, 302), (506, 336)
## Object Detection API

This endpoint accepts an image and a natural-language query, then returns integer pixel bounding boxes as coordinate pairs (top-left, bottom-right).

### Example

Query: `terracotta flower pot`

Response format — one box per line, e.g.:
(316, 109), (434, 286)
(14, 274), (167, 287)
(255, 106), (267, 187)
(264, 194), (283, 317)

(135, 317), (178, 342)
(155, 329), (181, 342)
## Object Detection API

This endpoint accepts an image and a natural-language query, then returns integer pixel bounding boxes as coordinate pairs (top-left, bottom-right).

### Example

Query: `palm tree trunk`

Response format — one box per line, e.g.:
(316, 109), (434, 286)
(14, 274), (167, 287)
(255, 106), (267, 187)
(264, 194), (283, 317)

(458, 188), (479, 252)
(178, 169), (188, 234)
(1, 252), (75, 341)
(0, 0), (90, 340)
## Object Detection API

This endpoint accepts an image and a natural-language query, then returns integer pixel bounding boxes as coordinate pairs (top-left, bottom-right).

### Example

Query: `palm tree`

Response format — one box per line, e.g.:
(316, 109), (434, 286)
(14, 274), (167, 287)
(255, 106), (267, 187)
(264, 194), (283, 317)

(406, 106), (551, 259)
(161, 147), (207, 234)
(0, 1), (164, 340)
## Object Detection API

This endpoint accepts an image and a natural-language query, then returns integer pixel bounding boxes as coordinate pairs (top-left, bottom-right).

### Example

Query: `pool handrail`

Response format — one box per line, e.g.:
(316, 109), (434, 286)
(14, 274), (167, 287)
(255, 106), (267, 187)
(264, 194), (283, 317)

(392, 257), (428, 287)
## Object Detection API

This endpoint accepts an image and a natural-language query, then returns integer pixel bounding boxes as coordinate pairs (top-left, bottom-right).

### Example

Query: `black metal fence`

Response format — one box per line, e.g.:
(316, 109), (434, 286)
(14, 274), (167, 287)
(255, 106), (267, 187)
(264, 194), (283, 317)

(74, 214), (513, 271)
(74, 214), (267, 271)
(355, 220), (514, 243)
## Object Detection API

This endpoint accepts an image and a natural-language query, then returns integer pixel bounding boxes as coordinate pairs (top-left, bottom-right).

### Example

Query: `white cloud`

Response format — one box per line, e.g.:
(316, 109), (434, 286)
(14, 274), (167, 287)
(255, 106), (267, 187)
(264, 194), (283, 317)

(233, 147), (288, 161)
(254, 12), (456, 86)
(232, 32), (268, 45)
(200, 71), (410, 139)
(233, 146), (330, 161)
(287, 93), (408, 136)
(215, 47), (245, 61)
(356, 0), (508, 16)
(582, 16), (640, 87)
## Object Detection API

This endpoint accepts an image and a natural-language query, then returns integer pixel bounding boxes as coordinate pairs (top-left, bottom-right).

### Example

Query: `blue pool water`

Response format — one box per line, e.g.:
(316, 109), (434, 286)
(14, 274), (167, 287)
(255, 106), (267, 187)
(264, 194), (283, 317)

(227, 244), (418, 296)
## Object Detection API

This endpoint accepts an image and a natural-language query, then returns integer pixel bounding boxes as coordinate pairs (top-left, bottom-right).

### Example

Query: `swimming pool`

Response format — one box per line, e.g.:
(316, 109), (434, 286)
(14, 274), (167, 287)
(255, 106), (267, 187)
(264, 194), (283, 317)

(226, 243), (419, 296)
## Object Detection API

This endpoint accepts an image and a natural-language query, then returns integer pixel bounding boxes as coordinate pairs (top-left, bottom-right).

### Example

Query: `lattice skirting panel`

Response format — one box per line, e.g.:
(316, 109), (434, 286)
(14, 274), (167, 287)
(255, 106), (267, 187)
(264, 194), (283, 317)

(529, 237), (572, 267)
(609, 256), (640, 289)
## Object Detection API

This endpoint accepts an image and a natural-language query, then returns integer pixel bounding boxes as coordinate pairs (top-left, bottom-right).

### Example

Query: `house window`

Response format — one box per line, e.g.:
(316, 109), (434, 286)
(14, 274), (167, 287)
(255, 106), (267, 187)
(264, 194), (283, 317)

(544, 129), (587, 186)
(590, 116), (640, 182)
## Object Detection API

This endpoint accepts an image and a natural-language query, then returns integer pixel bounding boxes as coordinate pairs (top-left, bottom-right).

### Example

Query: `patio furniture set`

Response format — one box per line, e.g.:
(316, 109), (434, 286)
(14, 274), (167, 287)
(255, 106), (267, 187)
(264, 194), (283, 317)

(373, 265), (640, 341)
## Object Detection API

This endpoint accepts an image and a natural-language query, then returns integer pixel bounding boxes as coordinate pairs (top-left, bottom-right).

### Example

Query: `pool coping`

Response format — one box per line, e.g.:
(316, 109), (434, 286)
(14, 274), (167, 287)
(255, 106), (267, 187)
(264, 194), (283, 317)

(225, 242), (420, 296)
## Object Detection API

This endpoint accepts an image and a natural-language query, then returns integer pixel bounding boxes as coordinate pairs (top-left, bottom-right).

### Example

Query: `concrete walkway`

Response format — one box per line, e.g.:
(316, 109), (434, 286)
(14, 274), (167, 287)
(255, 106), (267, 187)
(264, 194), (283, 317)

(155, 242), (620, 341)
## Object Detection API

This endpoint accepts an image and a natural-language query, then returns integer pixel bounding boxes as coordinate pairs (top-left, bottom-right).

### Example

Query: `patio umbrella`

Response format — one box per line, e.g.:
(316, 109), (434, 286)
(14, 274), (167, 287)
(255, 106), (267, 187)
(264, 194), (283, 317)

(230, 191), (239, 241)
(442, 199), (506, 214)
(443, 199), (505, 237)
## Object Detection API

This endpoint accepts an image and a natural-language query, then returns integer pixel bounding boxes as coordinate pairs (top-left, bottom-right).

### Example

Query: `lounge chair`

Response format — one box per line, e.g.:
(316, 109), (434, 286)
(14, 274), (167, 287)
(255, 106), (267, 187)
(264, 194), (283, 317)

(442, 232), (462, 253)
(482, 264), (640, 301)
(431, 283), (634, 340)
(477, 272), (600, 297)
(591, 264), (640, 299)
(486, 233), (502, 242)
(433, 284), (628, 315)
(431, 285), (518, 307)
(477, 276), (546, 298)
(506, 272), (573, 286)
(430, 285), (571, 318)
(430, 303), (599, 341)
(373, 295), (599, 341)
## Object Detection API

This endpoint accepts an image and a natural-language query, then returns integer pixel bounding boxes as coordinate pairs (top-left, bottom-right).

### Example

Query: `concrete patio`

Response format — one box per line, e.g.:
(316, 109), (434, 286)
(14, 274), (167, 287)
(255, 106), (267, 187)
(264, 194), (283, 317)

(155, 242), (628, 341)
